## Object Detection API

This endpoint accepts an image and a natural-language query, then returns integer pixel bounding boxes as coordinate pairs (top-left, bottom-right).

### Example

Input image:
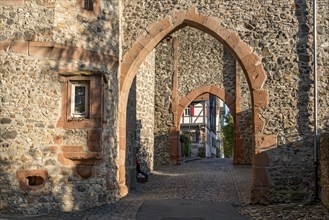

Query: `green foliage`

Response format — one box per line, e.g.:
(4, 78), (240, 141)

(198, 148), (205, 158)
(180, 134), (190, 157)
(216, 146), (220, 158)
(221, 114), (234, 158)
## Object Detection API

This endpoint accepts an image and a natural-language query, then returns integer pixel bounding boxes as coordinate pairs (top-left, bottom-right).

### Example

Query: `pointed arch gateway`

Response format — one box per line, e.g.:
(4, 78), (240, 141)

(175, 85), (235, 128)
(119, 7), (274, 203)
(175, 85), (235, 160)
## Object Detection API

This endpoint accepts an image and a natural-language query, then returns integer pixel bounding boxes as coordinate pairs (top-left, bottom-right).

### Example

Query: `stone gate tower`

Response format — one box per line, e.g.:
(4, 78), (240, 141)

(0, 0), (328, 214)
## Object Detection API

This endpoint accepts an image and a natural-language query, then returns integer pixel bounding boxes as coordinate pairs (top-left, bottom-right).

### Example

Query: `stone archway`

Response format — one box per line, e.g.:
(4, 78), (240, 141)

(175, 85), (235, 128)
(171, 85), (235, 161)
(119, 6), (273, 203)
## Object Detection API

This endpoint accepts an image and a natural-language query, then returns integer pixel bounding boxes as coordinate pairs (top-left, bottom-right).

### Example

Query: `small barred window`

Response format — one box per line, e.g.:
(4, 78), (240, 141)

(84, 0), (94, 11)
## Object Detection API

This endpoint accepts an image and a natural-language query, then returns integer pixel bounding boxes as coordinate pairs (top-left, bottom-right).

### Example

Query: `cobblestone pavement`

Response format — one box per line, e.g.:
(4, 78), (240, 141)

(1, 158), (329, 219)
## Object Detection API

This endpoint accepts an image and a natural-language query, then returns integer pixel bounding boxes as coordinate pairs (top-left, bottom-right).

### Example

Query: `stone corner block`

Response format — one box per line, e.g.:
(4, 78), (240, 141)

(250, 187), (270, 204)
(185, 7), (207, 26)
(255, 134), (277, 152)
(253, 166), (271, 187)
(253, 151), (270, 167)
(233, 40), (253, 60)
(253, 90), (269, 109)
(247, 64), (266, 90)
(170, 10), (187, 27)
(226, 32), (241, 49)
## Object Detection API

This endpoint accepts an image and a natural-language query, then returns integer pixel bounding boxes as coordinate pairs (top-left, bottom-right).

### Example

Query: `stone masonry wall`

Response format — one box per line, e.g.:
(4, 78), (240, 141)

(320, 134), (329, 208)
(136, 51), (156, 172)
(318, 0), (329, 209)
(122, 0), (329, 203)
(317, 0), (329, 135)
(0, 51), (120, 213)
(0, 0), (327, 214)
(154, 38), (174, 166)
(177, 26), (236, 100)
(0, 0), (121, 214)
(238, 63), (252, 164)
(125, 79), (136, 190)
(0, 1), (55, 42)
(153, 27), (237, 166)
(0, 0), (119, 56)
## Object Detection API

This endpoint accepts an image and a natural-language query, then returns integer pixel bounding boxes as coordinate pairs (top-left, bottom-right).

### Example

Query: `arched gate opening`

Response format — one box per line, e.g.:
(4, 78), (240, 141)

(119, 7), (270, 203)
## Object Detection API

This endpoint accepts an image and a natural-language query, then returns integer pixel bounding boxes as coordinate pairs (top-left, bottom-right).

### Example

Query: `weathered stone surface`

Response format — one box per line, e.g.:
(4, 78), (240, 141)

(320, 134), (329, 208)
(121, 0), (328, 205)
(136, 51), (156, 172)
(0, 118), (11, 124)
(0, 0), (328, 215)
(154, 39), (174, 166)
(2, 131), (17, 139)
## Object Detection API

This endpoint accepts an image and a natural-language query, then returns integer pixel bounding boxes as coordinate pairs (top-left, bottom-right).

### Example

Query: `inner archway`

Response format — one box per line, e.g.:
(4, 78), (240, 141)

(175, 86), (235, 161)
(119, 7), (270, 203)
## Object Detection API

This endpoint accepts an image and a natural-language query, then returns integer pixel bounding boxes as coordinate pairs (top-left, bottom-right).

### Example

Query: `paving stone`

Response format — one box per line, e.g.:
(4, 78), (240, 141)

(1, 158), (329, 219)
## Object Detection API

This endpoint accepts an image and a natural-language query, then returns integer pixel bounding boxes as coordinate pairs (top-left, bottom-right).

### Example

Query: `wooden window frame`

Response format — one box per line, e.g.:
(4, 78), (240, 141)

(184, 108), (190, 116)
(58, 73), (103, 129)
(71, 82), (90, 118)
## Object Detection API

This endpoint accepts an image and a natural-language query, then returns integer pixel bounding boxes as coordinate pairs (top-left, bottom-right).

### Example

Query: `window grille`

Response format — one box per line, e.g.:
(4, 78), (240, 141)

(84, 0), (94, 11)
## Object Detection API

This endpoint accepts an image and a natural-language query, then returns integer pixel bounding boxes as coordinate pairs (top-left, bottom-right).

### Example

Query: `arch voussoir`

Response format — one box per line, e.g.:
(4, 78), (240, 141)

(146, 19), (167, 38)
(185, 6), (208, 26)
(170, 10), (187, 27)
(253, 90), (269, 109)
(233, 41), (253, 61)
(177, 85), (235, 120)
(241, 52), (262, 70)
(135, 31), (156, 47)
(203, 16), (222, 32)
(209, 85), (223, 96)
(253, 107), (265, 134)
(225, 32), (241, 49)
(178, 97), (190, 109)
(122, 42), (144, 65)
(247, 64), (267, 90)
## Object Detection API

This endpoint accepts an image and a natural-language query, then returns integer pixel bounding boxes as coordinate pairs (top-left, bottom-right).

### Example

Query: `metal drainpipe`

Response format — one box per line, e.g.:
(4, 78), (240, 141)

(313, 0), (320, 201)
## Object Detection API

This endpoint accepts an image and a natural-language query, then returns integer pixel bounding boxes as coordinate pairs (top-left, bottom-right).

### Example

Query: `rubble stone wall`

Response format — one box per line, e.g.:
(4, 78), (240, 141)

(0, 0), (119, 55)
(320, 134), (329, 208)
(318, 0), (329, 209)
(154, 39), (174, 166)
(177, 27), (236, 100)
(0, 0), (328, 214)
(125, 79), (137, 190)
(0, 0), (121, 214)
(136, 51), (156, 172)
(238, 64), (253, 164)
(122, 0), (329, 203)
(0, 51), (120, 214)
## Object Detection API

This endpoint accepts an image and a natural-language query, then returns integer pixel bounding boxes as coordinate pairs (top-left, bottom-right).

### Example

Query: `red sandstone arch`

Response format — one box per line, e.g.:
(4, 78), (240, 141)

(174, 86), (235, 164)
(119, 6), (274, 203)
(175, 85), (235, 128)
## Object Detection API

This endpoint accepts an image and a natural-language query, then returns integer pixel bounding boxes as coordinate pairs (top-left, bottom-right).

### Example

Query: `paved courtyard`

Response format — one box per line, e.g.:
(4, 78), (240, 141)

(1, 158), (329, 219)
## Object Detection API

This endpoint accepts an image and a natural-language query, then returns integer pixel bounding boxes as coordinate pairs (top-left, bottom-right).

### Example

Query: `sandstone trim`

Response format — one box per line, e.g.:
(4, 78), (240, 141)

(0, 41), (118, 68)
(16, 170), (48, 191)
(0, 0), (24, 5)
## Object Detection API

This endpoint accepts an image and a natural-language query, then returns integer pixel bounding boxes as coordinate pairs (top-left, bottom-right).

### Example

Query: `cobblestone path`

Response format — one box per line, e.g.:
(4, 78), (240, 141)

(57, 158), (248, 220)
(1, 158), (329, 219)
